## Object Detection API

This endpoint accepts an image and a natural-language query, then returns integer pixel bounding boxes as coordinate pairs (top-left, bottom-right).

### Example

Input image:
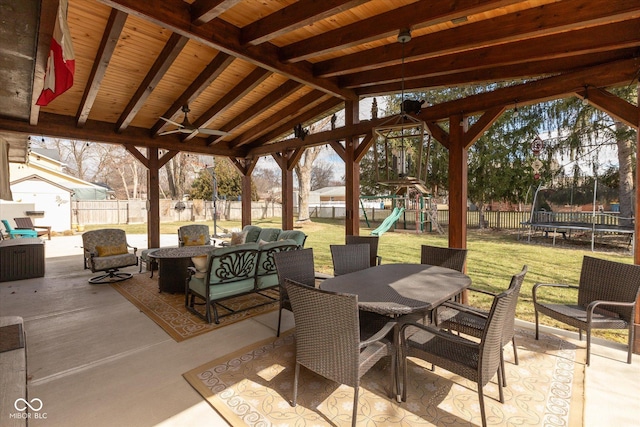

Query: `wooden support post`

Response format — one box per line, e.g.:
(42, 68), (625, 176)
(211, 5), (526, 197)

(282, 166), (294, 230)
(448, 114), (468, 250)
(147, 148), (160, 249)
(345, 100), (360, 236)
(241, 174), (251, 227)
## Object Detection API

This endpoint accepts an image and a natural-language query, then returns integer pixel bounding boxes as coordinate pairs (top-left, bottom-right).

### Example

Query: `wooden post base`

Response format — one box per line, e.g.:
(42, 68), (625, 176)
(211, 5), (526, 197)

(634, 324), (640, 354)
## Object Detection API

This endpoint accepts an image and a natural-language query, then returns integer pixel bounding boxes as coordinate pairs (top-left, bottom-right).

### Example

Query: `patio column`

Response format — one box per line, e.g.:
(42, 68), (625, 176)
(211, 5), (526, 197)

(281, 164), (294, 230)
(345, 100), (360, 236)
(448, 114), (467, 250)
(147, 148), (160, 249)
(241, 173), (251, 227)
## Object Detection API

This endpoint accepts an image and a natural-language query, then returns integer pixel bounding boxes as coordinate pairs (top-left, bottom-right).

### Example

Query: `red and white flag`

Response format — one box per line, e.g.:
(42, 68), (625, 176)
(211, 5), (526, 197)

(36, 0), (75, 106)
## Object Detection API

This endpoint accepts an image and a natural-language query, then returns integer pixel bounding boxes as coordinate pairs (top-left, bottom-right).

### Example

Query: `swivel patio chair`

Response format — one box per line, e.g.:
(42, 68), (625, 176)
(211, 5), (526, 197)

(401, 285), (518, 427)
(1, 219), (38, 239)
(533, 256), (640, 365)
(330, 243), (370, 276)
(178, 224), (212, 247)
(14, 217), (52, 240)
(436, 265), (528, 386)
(346, 235), (382, 266)
(284, 278), (396, 427)
(82, 229), (138, 284)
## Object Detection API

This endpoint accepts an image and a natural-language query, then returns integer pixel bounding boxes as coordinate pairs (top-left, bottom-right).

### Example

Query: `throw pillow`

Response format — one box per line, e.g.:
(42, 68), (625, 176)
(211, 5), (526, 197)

(95, 243), (128, 257)
(184, 234), (206, 246)
(258, 239), (269, 246)
(191, 255), (208, 279)
(230, 231), (247, 245)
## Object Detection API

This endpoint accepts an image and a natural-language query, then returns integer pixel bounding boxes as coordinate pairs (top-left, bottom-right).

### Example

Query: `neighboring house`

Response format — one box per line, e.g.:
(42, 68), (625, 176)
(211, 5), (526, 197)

(5, 149), (112, 232)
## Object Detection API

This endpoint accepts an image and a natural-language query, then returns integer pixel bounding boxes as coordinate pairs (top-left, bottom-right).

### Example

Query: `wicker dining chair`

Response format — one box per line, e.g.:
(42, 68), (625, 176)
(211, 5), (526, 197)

(284, 278), (396, 427)
(273, 248), (317, 337)
(330, 243), (370, 276)
(436, 265), (528, 387)
(533, 256), (640, 365)
(401, 285), (518, 427)
(420, 245), (467, 271)
(346, 235), (381, 266)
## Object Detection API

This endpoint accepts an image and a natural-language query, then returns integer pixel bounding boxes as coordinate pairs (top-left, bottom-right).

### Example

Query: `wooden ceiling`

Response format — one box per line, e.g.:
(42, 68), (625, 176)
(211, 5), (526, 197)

(1, 0), (639, 160)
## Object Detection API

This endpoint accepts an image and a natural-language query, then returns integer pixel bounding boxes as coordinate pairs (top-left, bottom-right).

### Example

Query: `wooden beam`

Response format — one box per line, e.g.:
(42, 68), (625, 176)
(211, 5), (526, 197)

(417, 57), (640, 122)
(577, 87), (639, 129)
(426, 122), (450, 150)
(207, 80), (303, 145)
(315, 0), (640, 77)
(344, 100), (360, 236)
(181, 68), (272, 142)
(116, 33), (188, 132)
(280, 0), (520, 63)
(356, 49), (640, 97)
(241, 0), (368, 46)
(147, 147), (161, 249)
(76, 9), (128, 127)
(354, 133), (373, 163)
(635, 83), (640, 354)
(448, 114), (468, 252)
(0, 113), (249, 157)
(123, 145), (149, 168)
(151, 52), (235, 135)
(229, 90), (328, 148)
(330, 140), (346, 162)
(462, 106), (505, 148)
(339, 19), (640, 89)
(97, 0), (357, 100)
(190, 0), (242, 25)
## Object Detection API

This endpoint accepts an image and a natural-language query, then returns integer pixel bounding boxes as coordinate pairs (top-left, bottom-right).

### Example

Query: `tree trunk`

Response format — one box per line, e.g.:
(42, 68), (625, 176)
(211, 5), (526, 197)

(295, 146), (322, 221)
(615, 121), (634, 228)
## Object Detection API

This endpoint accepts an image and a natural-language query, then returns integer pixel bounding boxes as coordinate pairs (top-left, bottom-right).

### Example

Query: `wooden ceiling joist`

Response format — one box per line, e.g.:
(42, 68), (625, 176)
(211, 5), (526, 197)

(190, 0), (243, 26)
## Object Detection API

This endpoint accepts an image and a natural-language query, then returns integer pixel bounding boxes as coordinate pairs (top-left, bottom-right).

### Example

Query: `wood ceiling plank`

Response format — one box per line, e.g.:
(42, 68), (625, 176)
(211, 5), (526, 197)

(116, 32), (188, 131)
(206, 79), (303, 144)
(181, 67), (272, 141)
(340, 18), (640, 88)
(151, 51), (235, 134)
(98, 0), (357, 100)
(241, 0), (370, 46)
(356, 48), (640, 96)
(190, 0), (243, 25)
(279, 0), (521, 63)
(229, 90), (327, 148)
(76, 9), (128, 127)
(315, 0), (640, 77)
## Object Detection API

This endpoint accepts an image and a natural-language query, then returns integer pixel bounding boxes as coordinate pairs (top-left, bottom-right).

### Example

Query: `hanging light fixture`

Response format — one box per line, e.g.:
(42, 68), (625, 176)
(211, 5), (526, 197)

(396, 28), (411, 178)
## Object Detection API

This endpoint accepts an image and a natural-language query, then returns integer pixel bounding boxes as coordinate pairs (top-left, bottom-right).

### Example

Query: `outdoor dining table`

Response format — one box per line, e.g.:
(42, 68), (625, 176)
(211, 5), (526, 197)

(147, 245), (216, 293)
(320, 263), (472, 400)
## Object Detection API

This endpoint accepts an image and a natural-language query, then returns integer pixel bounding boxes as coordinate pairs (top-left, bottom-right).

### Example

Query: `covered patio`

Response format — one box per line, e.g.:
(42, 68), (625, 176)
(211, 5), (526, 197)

(1, 1), (640, 421)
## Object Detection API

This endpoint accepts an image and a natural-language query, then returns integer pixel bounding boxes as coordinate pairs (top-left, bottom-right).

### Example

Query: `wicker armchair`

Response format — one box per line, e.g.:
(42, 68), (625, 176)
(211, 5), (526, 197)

(82, 229), (138, 284)
(420, 245), (467, 271)
(533, 256), (640, 365)
(273, 248), (317, 337)
(330, 243), (370, 276)
(401, 285), (518, 427)
(178, 224), (211, 247)
(436, 265), (528, 386)
(346, 235), (381, 266)
(284, 278), (396, 427)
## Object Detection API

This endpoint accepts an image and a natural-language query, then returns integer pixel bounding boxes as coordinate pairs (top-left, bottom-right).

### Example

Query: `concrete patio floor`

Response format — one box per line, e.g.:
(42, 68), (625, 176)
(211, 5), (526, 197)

(1, 234), (638, 426)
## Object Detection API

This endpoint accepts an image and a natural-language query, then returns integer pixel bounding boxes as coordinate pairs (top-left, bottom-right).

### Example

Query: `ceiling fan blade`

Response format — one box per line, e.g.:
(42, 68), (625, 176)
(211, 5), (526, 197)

(177, 128), (195, 133)
(158, 129), (181, 136)
(198, 128), (231, 136)
(159, 117), (183, 128)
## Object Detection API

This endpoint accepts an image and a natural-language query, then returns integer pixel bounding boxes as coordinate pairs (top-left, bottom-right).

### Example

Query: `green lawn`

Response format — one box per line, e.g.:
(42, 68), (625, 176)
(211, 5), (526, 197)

(85, 218), (635, 344)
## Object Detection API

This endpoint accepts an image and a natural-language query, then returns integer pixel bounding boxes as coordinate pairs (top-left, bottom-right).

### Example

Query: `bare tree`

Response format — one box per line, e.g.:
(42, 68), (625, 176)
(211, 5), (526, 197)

(295, 146), (323, 221)
(310, 160), (334, 190)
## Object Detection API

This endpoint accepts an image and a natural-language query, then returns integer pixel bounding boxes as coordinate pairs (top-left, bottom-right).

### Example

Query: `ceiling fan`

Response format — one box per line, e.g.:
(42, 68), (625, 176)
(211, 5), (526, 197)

(158, 105), (229, 137)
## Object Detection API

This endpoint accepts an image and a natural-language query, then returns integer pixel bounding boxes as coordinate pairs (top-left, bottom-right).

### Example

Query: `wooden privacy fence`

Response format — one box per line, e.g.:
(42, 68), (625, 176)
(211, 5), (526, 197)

(72, 199), (624, 231)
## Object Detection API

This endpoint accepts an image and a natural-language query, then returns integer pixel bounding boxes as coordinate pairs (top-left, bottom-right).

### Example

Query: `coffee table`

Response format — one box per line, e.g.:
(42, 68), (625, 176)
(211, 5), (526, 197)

(147, 246), (216, 293)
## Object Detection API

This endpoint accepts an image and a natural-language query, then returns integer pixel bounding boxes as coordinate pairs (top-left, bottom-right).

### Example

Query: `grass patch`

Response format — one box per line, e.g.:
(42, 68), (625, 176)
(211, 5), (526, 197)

(85, 218), (635, 344)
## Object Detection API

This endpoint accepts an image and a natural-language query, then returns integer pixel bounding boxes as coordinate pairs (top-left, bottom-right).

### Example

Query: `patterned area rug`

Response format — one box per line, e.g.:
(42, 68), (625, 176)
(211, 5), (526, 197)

(184, 329), (585, 426)
(111, 273), (279, 342)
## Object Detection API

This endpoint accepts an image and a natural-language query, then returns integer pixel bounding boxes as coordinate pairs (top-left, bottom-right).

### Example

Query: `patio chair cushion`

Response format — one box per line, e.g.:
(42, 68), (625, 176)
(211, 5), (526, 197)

(183, 234), (206, 246)
(96, 243), (128, 257)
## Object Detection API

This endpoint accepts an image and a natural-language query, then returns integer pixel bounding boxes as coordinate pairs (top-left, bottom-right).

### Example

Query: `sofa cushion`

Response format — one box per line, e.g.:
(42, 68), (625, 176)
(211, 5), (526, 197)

(229, 231), (247, 245)
(191, 255), (208, 279)
(257, 228), (281, 243)
(241, 225), (262, 243)
(278, 230), (307, 247)
(188, 276), (256, 301)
